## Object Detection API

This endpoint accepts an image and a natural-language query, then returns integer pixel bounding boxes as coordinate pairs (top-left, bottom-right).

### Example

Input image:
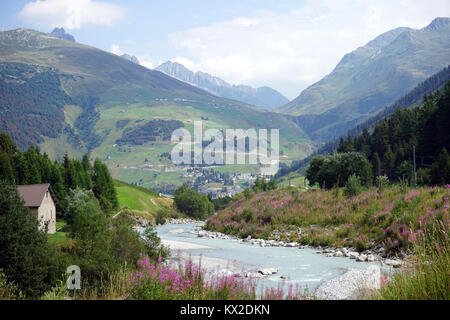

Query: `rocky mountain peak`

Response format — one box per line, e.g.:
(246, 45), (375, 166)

(121, 54), (140, 65)
(155, 61), (289, 109)
(49, 27), (75, 42)
(424, 17), (450, 31)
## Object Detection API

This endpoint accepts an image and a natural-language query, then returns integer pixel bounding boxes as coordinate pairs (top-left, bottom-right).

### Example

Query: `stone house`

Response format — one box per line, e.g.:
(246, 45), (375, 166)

(17, 184), (56, 234)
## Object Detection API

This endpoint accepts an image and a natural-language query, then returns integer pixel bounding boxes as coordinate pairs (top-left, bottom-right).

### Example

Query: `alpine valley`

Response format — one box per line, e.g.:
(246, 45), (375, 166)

(1, 17), (450, 193)
(0, 28), (311, 192)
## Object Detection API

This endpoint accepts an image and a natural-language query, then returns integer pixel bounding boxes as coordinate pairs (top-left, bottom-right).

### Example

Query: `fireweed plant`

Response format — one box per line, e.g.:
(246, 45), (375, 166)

(128, 253), (308, 300)
(205, 185), (450, 255)
(373, 217), (449, 299)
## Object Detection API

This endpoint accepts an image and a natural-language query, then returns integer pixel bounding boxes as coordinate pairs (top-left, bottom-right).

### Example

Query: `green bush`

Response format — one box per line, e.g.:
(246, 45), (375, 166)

(155, 209), (168, 225)
(376, 175), (390, 190)
(141, 227), (170, 261)
(242, 208), (254, 222)
(344, 174), (363, 197)
(173, 186), (214, 219)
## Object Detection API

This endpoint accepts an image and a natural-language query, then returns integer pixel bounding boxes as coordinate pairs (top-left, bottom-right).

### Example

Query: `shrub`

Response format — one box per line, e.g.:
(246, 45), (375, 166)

(242, 208), (254, 222)
(173, 186), (214, 219)
(141, 227), (170, 261)
(376, 175), (390, 190)
(344, 174), (363, 197)
(243, 188), (252, 199)
(155, 209), (168, 225)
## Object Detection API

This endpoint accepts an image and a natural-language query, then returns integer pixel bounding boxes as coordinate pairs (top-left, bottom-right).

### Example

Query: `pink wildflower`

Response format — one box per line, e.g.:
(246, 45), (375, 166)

(381, 275), (388, 287)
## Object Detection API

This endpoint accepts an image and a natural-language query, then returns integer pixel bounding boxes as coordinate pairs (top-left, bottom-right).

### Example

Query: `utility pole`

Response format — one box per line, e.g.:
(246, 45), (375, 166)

(413, 145), (417, 189)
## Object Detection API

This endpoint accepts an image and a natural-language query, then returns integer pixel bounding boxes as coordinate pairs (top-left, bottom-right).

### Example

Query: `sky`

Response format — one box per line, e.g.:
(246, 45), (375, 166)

(1, 0), (449, 99)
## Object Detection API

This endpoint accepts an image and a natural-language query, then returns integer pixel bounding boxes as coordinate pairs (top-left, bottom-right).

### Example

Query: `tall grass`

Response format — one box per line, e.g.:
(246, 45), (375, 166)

(373, 219), (449, 300)
(39, 266), (132, 300)
(128, 255), (307, 300)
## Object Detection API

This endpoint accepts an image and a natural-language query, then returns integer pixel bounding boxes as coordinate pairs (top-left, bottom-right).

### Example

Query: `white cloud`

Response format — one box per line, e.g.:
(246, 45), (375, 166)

(19, 0), (125, 30)
(134, 53), (157, 70)
(139, 59), (154, 70)
(110, 44), (122, 55)
(170, 57), (200, 71)
(170, 0), (450, 99)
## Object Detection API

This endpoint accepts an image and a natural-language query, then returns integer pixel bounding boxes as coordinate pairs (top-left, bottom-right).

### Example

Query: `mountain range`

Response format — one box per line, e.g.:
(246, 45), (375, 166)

(155, 61), (289, 109)
(278, 17), (450, 141)
(0, 28), (310, 190)
(276, 64), (450, 181)
(1, 17), (449, 189)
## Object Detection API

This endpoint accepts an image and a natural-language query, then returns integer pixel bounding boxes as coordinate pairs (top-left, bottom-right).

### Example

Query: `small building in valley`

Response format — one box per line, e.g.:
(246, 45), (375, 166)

(17, 184), (56, 234)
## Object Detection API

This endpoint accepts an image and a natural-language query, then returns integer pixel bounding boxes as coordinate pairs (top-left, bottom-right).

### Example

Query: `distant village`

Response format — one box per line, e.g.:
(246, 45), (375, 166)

(182, 167), (272, 199)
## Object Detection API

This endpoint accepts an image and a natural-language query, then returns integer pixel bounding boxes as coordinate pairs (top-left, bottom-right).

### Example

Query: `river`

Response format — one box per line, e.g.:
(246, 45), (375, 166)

(155, 222), (386, 294)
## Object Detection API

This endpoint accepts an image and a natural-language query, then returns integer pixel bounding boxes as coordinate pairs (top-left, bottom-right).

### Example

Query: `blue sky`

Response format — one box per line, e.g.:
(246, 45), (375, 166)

(1, 0), (449, 99)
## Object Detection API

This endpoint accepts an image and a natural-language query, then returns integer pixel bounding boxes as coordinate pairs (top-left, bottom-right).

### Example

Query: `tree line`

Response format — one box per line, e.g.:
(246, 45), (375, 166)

(307, 81), (450, 188)
(0, 132), (118, 214)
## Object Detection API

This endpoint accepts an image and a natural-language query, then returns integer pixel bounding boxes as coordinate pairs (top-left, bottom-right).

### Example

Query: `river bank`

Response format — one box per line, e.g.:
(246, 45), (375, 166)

(154, 222), (397, 298)
(159, 218), (405, 267)
(196, 227), (404, 268)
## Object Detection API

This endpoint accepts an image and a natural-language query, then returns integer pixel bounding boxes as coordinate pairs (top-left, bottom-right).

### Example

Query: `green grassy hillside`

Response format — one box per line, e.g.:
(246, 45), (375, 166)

(206, 185), (450, 254)
(0, 28), (313, 190)
(114, 180), (175, 218)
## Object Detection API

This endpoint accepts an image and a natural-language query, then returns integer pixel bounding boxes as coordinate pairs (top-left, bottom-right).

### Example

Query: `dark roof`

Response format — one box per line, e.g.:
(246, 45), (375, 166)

(17, 184), (51, 207)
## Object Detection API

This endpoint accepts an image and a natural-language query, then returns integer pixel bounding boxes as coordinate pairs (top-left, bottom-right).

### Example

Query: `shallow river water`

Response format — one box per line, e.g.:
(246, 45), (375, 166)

(156, 223), (385, 293)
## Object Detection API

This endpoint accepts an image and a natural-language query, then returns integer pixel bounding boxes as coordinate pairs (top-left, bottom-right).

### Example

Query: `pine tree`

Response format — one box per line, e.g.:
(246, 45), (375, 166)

(12, 153), (29, 184)
(82, 154), (93, 174)
(383, 145), (395, 180)
(50, 163), (67, 215)
(430, 147), (450, 185)
(24, 147), (41, 184)
(0, 133), (17, 156)
(63, 153), (75, 190)
(372, 152), (381, 179)
(92, 158), (118, 213)
(40, 153), (53, 183)
(0, 151), (15, 182)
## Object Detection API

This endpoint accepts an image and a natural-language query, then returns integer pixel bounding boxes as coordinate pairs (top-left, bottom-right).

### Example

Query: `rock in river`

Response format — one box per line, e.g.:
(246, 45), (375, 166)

(257, 268), (278, 275)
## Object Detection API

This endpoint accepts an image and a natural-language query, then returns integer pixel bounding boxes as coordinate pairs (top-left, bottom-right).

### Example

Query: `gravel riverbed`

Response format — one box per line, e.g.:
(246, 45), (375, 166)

(156, 219), (398, 299)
